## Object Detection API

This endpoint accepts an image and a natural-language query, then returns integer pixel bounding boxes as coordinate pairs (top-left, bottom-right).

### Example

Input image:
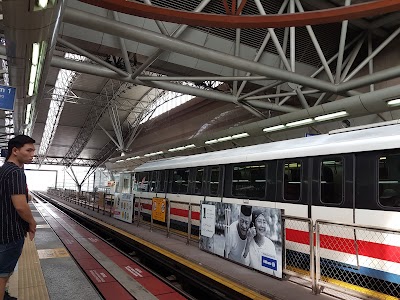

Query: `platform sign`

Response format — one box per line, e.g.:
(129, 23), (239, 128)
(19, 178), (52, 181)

(113, 193), (134, 223)
(0, 85), (16, 111)
(152, 197), (166, 222)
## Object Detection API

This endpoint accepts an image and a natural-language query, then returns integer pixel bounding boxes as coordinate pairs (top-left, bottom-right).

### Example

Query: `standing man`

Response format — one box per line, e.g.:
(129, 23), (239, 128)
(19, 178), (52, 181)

(0, 135), (36, 300)
(224, 205), (252, 264)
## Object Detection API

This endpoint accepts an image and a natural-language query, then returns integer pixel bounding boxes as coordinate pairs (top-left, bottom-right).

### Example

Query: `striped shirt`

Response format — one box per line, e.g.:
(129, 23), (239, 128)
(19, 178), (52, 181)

(0, 161), (28, 244)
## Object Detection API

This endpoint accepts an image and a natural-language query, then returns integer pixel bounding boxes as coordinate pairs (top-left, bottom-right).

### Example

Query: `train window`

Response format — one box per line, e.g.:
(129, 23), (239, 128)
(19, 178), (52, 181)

(232, 164), (266, 199)
(194, 167), (204, 195)
(133, 172), (149, 192)
(378, 155), (400, 207)
(171, 168), (190, 194)
(320, 158), (343, 204)
(157, 170), (166, 193)
(284, 161), (301, 201)
(149, 171), (157, 192)
(122, 176), (130, 193)
(209, 166), (220, 196)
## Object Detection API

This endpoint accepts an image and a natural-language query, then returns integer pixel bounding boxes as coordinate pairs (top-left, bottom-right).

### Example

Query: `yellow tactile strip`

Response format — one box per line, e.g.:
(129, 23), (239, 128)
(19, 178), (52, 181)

(17, 237), (50, 300)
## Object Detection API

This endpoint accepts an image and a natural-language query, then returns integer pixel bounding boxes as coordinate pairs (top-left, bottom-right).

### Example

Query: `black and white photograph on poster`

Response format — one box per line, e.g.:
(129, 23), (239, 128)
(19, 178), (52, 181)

(200, 202), (230, 256)
(200, 201), (283, 279)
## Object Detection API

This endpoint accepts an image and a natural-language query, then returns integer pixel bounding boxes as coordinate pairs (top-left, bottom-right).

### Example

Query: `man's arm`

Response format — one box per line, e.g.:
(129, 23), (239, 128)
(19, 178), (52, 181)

(11, 194), (36, 240)
(9, 169), (36, 240)
(11, 194), (35, 225)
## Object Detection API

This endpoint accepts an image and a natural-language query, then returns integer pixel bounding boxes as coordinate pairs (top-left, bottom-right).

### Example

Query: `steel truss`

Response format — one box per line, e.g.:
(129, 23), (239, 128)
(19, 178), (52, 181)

(8, 0), (399, 167)
(37, 53), (85, 165)
(61, 79), (133, 166)
(32, 156), (97, 167)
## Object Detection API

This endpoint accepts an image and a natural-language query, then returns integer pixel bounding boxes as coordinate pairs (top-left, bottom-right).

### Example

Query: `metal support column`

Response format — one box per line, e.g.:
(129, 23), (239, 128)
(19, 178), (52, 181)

(236, 0), (289, 97)
(131, 0), (212, 79)
(289, 0), (296, 72)
(368, 32), (375, 92)
(345, 26), (400, 82)
(335, 0), (351, 83)
(112, 11), (133, 74)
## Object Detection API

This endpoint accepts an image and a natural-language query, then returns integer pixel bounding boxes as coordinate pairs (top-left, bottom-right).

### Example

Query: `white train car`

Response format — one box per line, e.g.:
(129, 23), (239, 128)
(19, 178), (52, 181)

(132, 120), (400, 298)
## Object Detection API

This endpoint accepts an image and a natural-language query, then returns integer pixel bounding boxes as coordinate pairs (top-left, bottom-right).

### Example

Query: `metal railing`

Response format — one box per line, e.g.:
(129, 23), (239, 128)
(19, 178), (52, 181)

(315, 219), (400, 300)
(47, 188), (114, 216)
(134, 196), (200, 244)
(282, 215), (315, 292)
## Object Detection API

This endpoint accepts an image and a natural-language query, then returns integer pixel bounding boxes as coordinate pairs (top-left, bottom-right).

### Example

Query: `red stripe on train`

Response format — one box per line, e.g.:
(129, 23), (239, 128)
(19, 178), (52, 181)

(170, 208), (200, 220)
(140, 203), (200, 220)
(286, 228), (400, 264)
(141, 203), (152, 210)
(139, 204), (399, 263)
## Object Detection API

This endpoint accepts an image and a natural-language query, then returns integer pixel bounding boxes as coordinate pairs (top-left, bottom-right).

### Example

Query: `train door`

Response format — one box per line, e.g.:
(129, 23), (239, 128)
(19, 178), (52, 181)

(275, 158), (309, 218)
(311, 155), (354, 223)
(355, 150), (400, 228)
(190, 166), (206, 205)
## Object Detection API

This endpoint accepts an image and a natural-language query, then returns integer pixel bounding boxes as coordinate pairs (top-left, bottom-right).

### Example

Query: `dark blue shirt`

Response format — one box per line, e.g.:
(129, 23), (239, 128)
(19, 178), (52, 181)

(0, 161), (28, 244)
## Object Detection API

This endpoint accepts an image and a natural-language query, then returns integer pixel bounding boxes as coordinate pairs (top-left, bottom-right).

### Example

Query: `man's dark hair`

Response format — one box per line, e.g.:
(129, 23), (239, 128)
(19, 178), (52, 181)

(6, 135), (35, 160)
(240, 205), (252, 217)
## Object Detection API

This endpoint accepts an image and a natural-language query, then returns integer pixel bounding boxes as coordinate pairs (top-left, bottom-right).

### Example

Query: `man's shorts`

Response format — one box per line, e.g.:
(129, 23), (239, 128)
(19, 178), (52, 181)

(0, 238), (25, 277)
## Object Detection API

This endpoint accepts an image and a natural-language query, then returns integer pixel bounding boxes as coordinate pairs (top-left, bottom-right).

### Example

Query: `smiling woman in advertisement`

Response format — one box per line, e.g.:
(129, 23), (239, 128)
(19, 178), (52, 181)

(242, 209), (278, 277)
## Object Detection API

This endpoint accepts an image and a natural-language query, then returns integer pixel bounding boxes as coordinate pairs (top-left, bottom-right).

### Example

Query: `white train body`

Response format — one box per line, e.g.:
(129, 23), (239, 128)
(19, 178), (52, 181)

(132, 121), (400, 297)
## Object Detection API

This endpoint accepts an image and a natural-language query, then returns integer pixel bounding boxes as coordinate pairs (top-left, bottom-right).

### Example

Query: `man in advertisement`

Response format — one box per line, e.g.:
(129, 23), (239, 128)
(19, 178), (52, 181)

(224, 205), (252, 264)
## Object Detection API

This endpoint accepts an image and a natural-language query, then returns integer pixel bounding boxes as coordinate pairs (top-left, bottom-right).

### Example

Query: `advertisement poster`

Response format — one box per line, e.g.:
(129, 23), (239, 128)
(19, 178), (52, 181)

(201, 204), (216, 238)
(113, 193), (134, 223)
(152, 197), (166, 222)
(200, 202), (284, 279)
(97, 192), (105, 207)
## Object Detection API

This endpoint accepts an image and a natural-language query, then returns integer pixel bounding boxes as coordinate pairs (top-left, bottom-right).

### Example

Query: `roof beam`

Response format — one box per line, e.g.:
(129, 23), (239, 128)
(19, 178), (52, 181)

(51, 56), (299, 113)
(79, 0), (400, 29)
(62, 7), (336, 94)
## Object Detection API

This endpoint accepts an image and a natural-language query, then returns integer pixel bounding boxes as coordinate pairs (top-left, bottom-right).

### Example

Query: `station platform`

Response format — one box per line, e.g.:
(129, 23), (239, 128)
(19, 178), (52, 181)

(6, 197), (191, 300)
(6, 202), (101, 300)
(36, 192), (350, 300)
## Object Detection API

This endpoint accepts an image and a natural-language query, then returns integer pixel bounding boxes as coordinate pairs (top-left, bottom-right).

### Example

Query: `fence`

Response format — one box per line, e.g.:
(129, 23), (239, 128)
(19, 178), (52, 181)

(133, 196), (200, 244)
(282, 215), (315, 291)
(315, 220), (400, 300)
(47, 188), (114, 216)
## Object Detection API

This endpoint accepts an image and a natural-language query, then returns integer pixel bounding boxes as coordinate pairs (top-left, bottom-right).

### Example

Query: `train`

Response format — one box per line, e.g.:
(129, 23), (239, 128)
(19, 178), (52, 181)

(131, 120), (400, 299)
